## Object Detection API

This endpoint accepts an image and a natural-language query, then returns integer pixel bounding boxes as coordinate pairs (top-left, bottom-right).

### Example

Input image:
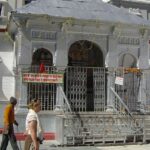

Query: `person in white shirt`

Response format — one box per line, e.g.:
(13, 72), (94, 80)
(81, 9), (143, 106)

(24, 99), (44, 150)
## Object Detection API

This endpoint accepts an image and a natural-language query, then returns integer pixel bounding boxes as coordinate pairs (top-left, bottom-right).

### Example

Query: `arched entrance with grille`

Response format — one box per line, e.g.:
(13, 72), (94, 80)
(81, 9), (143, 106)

(66, 40), (105, 112)
(27, 48), (56, 111)
(118, 53), (140, 112)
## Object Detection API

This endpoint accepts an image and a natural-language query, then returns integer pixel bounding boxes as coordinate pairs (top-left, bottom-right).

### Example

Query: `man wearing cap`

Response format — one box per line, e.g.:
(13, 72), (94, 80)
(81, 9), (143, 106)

(0, 97), (19, 150)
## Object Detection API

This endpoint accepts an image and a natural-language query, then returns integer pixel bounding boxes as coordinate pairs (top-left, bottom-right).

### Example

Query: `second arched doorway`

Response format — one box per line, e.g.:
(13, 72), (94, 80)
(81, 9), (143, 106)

(27, 48), (56, 111)
(118, 53), (140, 112)
(66, 40), (106, 112)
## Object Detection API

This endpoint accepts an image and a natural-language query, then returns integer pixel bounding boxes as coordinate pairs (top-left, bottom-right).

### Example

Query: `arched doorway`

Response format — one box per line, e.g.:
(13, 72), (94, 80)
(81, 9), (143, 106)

(118, 53), (139, 112)
(32, 48), (53, 66)
(68, 40), (103, 67)
(119, 53), (137, 68)
(27, 48), (56, 111)
(66, 40), (105, 112)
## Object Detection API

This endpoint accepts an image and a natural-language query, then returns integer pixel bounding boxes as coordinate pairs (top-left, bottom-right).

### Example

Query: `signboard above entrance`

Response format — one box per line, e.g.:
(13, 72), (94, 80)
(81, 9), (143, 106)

(22, 73), (63, 83)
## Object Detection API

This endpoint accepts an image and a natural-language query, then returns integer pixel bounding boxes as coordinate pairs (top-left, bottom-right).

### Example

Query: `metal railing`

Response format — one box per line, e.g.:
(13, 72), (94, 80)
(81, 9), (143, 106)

(56, 85), (72, 114)
(19, 65), (146, 144)
(110, 86), (143, 136)
(22, 65), (58, 111)
(110, 87), (133, 118)
(65, 66), (106, 112)
(18, 65), (150, 113)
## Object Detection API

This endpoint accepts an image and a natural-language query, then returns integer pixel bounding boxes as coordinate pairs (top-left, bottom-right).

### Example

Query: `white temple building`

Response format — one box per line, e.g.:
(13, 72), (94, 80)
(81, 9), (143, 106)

(1, 0), (150, 145)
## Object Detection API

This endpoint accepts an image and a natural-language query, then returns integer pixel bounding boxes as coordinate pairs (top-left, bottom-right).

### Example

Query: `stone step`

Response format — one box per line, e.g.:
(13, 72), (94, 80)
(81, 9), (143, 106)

(66, 134), (127, 145)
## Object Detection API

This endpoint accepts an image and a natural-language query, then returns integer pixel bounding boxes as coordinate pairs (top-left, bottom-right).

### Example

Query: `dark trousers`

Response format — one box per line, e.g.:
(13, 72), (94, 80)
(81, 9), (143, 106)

(0, 126), (19, 150)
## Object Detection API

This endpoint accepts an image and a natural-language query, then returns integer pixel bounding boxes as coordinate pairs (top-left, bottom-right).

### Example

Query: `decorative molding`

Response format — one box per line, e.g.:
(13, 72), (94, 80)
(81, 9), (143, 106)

(118, 37), (140, 45)
(139, 28), (148, 38)
(31, 30), (56, 41)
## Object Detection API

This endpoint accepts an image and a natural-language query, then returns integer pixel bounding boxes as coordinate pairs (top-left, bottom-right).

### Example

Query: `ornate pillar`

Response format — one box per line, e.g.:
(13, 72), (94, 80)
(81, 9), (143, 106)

(106, 33), (118, 112)
(15, 67), (28, 113)
(15, 27), (28, 113)
(137, 29), (149, 113)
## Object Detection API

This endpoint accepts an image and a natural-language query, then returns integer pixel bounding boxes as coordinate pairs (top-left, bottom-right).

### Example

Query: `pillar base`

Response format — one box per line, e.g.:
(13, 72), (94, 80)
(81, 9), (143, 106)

(106, 105), (114, 113)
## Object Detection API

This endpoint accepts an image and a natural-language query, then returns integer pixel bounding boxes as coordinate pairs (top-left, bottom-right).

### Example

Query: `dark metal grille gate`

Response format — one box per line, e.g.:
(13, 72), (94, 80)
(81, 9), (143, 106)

(25, 66), (141, 112)
(27, 66), (57, 111)
(93, 68), (106, 111)
(65, 66), (106, 112)
(66, 67), (87, 112)
(114, 68), (141, 112)
(124, 73), (140, 111)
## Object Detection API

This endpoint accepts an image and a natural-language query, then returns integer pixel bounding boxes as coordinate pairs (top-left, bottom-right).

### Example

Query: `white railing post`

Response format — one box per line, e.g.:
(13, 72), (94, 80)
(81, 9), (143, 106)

(55, 84), (64, 111)
(106, 68), (115, 112)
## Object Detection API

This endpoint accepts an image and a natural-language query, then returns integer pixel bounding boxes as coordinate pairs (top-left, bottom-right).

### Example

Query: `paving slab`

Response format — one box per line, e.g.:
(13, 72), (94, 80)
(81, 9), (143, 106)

(40, 143), (150, 150)
(1, 134), (150, 150)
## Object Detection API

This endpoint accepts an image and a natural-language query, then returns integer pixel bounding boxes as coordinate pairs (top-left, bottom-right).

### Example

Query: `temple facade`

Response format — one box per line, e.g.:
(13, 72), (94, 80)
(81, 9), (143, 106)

(1, 0), (150, 145)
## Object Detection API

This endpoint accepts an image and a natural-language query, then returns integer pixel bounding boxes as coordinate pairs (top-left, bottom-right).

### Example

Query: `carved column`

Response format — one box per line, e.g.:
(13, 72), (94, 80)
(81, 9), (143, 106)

(106, 34), (118, 112)
(15, 27), (28, 113)
(137, 30), (149, 113)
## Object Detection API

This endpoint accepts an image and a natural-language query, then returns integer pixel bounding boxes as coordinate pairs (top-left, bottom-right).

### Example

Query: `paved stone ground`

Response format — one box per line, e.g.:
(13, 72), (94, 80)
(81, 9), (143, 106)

(1, 136), (150, 150)
(4, 141), (150, 150)
(31, 143), (150, 150)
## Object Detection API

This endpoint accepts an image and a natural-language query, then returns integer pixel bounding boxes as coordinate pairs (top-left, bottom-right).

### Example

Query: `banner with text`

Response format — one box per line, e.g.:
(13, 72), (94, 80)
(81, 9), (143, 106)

(22, 73), (63, 84)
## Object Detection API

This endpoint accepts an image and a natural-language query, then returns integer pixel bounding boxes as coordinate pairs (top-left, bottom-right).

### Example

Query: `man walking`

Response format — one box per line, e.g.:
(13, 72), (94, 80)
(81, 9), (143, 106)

(0, 97), (19, 150)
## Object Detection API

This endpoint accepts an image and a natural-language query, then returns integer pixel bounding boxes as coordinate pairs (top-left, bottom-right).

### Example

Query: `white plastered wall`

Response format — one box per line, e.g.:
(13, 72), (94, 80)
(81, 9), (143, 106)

(0, 33), (15, 101)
